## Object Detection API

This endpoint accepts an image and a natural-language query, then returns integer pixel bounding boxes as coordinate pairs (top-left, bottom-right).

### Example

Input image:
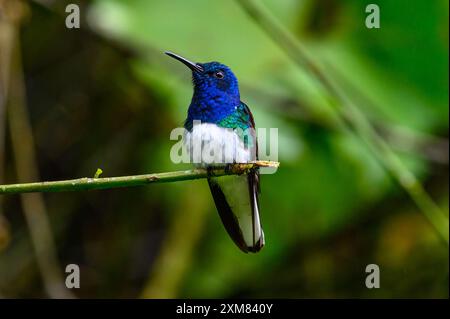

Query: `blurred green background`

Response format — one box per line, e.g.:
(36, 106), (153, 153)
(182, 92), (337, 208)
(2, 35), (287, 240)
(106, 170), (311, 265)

(0, 0), (448, 298)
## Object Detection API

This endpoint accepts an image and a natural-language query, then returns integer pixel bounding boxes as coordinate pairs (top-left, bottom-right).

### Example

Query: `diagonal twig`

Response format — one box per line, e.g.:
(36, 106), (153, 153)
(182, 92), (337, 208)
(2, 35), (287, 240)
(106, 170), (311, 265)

(236, 0), (448, 244)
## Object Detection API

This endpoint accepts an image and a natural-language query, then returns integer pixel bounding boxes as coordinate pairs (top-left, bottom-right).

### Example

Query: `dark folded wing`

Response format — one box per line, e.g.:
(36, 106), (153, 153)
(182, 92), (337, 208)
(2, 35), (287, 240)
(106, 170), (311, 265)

(208, 101), (264, 253)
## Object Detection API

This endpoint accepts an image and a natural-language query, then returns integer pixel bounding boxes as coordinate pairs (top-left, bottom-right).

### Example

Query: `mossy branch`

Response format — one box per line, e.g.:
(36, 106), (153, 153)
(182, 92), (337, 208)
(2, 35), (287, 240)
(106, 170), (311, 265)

(0, 161), (279, 195)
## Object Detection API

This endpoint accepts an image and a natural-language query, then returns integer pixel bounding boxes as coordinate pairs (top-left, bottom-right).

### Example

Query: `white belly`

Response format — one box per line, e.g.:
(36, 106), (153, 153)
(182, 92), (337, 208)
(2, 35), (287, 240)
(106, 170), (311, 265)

(184, 123), (253, 166)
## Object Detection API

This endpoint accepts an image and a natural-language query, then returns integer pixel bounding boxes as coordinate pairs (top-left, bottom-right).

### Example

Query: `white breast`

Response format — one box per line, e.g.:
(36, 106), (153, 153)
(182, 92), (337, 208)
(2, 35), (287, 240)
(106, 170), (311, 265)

(184, 123), (254, 166)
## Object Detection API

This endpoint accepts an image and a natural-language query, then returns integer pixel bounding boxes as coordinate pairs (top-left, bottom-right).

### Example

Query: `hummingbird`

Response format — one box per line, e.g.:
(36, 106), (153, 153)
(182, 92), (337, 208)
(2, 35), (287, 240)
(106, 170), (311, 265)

(165, 51), (264, 253)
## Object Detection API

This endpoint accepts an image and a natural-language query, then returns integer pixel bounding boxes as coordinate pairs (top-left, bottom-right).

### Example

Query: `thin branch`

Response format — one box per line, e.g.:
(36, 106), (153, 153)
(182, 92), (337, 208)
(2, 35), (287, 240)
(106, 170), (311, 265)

(0, 0), (16, 251)
(0, 161), (279, 195)
(4, 0), (74, 298)
(236, 0), (449, 244)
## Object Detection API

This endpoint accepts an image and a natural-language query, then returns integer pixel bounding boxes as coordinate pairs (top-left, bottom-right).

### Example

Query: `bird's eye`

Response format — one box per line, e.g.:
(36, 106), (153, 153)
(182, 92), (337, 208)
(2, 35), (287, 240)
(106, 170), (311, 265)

(213, 71), (224, 79)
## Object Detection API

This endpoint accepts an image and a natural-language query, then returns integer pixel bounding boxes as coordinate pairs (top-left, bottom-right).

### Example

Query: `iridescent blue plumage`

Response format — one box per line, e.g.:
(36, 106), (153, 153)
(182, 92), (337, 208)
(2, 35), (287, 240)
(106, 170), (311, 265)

(165, 51), (264, 253)
(185, 62), (243, 131)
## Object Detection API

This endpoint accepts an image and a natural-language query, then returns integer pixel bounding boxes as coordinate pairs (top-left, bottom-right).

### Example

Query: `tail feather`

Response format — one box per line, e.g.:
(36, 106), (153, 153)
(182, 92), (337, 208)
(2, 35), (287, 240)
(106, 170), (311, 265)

(247, 171), (264, 252)
(208, 171), (264, 253)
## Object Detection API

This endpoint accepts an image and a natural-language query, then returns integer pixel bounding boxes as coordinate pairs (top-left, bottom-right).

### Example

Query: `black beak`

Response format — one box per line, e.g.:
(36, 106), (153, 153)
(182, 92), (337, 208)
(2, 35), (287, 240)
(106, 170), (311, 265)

(165, 51), (204, 73)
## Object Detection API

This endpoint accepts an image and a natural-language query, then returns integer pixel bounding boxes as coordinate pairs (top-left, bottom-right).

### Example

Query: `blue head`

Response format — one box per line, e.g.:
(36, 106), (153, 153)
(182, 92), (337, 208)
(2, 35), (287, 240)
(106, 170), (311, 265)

(165, 52), (240, 130)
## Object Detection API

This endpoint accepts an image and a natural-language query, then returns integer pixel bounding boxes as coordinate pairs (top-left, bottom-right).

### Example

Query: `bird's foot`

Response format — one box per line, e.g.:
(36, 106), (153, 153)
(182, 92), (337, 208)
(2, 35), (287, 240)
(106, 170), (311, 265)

(224, 163), (234, 174)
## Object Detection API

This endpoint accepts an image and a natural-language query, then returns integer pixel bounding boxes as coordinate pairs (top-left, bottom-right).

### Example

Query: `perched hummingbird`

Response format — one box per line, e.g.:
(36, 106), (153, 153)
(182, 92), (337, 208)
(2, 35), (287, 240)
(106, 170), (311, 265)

(165, 51), (264, 253)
